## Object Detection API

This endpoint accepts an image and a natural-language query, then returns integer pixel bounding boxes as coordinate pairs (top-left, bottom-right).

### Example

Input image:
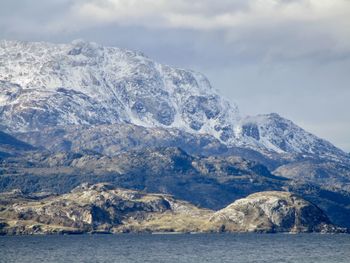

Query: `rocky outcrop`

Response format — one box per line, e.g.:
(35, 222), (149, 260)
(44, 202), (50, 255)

(0, 185), (345, 235)
(0, 183), (212, 235)
(209, 191), (345, 233)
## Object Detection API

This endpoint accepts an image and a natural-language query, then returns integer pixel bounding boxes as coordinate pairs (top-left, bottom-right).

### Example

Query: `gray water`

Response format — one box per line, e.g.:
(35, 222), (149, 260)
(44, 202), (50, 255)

(1, 234), (350, 263)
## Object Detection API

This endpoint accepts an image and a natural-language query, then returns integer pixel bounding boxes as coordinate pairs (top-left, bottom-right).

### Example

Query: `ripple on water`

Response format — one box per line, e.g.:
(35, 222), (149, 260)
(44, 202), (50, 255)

(0, 234), (350, 263)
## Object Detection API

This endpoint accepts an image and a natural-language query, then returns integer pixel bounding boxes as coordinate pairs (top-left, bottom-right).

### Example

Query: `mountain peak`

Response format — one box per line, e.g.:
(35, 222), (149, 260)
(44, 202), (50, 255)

(0, 39), (239, 138)
(0, 40), (347, 161)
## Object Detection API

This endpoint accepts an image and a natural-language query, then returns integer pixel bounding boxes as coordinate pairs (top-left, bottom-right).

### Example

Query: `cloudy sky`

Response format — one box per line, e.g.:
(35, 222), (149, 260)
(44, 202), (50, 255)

(1, 0), (349, 151)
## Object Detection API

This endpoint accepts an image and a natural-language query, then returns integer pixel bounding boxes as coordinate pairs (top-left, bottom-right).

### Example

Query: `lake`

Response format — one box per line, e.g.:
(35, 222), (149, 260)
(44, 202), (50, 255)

(1, 234), (350, 263)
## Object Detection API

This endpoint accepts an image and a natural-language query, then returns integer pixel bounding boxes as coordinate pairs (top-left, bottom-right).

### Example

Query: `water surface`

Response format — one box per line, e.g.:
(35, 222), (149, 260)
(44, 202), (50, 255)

(1, 234), (350, 263)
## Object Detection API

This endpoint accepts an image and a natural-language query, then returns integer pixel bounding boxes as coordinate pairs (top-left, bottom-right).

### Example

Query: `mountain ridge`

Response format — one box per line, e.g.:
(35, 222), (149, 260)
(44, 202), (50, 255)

(0, 39), (348, 163)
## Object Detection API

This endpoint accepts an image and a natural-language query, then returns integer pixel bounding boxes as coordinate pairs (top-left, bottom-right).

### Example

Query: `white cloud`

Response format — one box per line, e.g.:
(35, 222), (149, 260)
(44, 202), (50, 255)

(68, 0), (350, 31)
(3, 0), (349, 61)
(59, 0), (350, 60)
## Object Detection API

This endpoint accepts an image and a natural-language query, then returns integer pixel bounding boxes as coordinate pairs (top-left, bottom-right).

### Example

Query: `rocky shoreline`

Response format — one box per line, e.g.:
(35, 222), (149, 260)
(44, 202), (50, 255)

(0, 183), (347, 235)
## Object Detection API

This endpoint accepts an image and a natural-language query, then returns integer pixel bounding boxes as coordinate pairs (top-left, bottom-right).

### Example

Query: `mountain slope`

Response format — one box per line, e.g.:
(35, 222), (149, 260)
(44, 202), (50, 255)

(237, 113), (348, 162)
(0, 146), (286, 209)
(0, 39), (238, 139)
(1, 144), (350, 228)
(0, 131), (35, 157)
(0, 39), (348, 162)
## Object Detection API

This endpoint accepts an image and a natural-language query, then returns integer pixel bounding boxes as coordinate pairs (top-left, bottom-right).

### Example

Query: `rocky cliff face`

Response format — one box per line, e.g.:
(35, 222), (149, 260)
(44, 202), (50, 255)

(0, 184), (344, 235)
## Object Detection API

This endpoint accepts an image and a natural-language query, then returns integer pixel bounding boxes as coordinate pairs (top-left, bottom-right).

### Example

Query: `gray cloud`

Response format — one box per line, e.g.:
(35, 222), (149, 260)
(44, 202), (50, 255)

(0, 0), (349, 151)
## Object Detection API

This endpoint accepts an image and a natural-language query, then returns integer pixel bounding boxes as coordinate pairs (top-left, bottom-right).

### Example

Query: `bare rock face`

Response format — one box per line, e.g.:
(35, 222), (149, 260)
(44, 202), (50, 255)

(209, 191), (344, 233)
(0, 185), (346, 235)
(0, 183), (212, 235)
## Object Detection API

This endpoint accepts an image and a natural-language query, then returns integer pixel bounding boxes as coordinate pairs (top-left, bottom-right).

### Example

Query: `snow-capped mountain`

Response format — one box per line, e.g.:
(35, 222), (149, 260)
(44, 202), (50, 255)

(0, 39), (238, 136)
(0, 40), (347, 160)
(236, 113), (347, 161)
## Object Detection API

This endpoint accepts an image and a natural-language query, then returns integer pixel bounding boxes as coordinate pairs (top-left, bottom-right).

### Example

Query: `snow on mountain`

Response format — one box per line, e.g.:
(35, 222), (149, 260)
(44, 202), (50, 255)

(0, 39), (239, 138)
(236, 113), (347, 160)
(0, 39), (347, 160)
